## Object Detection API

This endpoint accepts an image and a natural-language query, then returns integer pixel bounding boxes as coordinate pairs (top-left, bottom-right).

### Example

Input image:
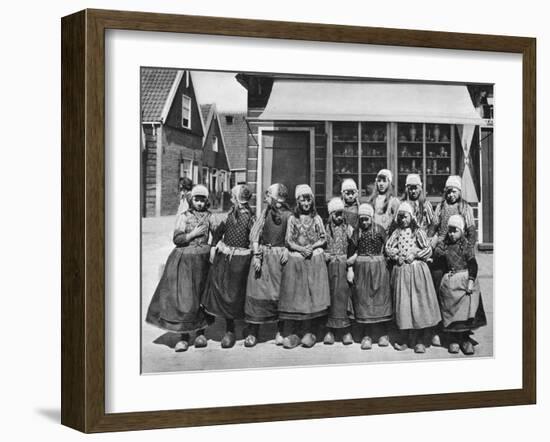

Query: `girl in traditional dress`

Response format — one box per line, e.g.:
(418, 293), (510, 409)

(349, 203), (392, 349)
(429, 175), (476, 346)
(279, 184), (330, 349)
(386, 202), (441, 353)
(368, 169), (400, 233)
(430, 175), (476, 250)
(145, 185), (212, 352)
(400, 173), (435, 232)
(202, 184), (255, 349)
(244, 183), (292, 347)
(340, 178), (360, 228)
(433, 214), (487, 355)
(323, 197), (355, 346)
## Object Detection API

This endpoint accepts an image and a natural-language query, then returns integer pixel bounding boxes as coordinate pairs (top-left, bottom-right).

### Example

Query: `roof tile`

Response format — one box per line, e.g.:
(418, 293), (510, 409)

(141, 68), (178, 122)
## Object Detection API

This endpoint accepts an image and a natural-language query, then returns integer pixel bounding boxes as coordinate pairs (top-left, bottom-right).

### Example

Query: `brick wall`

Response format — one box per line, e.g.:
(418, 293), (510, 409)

(143, 125), (157, 217)
(161, 126), (203, 216)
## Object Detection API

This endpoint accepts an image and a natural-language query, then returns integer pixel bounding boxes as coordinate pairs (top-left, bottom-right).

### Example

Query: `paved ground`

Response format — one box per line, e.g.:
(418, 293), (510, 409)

(141, 215), (493, 374)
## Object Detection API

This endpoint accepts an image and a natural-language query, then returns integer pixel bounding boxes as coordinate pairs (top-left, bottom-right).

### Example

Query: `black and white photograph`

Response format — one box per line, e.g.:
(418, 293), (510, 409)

(140, 67), (495, 374)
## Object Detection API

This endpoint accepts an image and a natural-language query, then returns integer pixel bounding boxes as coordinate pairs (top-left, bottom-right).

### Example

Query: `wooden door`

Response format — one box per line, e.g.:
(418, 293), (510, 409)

(261, 130), (310, 208)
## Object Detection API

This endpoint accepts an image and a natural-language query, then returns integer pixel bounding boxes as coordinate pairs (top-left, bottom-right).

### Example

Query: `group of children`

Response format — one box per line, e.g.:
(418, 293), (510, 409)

(146, 169), (486, 356)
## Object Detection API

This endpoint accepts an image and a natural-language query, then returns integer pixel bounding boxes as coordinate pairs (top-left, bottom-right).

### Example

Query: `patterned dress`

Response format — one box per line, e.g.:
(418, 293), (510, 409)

(325, 222), (354, 328)
(279, 214), (330, 320)
(352, 224), (392, 324)
(434, 237), (487, 332)
(245, 207), (292, 324)
(386, 227), (441, 330)
(202, 207), (254, 320)
(146, 209), (212, 332)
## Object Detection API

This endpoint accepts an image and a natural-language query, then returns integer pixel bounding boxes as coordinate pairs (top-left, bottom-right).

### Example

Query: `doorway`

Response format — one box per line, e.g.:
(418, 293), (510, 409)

(261, 130), (311, 208)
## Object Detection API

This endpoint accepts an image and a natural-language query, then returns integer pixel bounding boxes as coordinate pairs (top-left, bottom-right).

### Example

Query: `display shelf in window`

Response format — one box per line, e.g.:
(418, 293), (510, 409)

(397, 123), (425, 194)
(425, 123), (453, 198)
(332, 122), (359, 195)
(360, 122), (389, 197)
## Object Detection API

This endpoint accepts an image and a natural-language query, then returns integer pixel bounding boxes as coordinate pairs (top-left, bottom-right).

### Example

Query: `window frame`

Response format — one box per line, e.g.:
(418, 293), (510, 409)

(181, 94), (192, 130)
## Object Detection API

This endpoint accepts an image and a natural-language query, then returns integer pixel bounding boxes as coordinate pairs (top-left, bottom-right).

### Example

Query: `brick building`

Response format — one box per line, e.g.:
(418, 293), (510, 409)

(141, 68), (206, 217)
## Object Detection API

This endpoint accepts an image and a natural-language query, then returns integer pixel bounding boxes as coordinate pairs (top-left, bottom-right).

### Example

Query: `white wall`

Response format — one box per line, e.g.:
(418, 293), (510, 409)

(0, 0), (547, 440)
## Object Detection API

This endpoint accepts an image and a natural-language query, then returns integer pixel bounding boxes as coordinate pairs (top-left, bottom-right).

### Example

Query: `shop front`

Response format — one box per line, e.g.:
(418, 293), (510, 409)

(239, 75), (492, 245)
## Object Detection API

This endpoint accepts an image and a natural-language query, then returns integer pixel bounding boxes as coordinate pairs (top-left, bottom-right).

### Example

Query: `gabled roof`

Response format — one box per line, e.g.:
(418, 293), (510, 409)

(200, 104), (213, 125)
(141, 68), (182, 123)
(141, 69), (207, 138)
(200, 103), (231, 170)
(218, 113), (248, 170)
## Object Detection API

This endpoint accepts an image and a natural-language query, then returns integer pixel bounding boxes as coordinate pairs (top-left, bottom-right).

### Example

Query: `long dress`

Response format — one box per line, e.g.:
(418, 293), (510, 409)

(386, 227), (441, 330)
(352, 224), (392, 324)
(434, 237), (487, 332)
(325, 222), (354, 328)
(145, 209), (211, 333)
(245, 207), (291, 324)
(202, 207), (254, 320)
(279, 214), (330, 321)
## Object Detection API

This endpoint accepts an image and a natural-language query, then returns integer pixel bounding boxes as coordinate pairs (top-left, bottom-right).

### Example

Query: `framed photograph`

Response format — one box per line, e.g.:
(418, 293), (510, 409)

(61, 9), (536, 433)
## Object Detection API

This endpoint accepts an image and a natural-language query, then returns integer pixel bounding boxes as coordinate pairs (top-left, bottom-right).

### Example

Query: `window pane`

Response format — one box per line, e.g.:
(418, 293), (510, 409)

(397, 123), (424, 195)
(361, 122), (388, 198)
(332, 122), (358, 195)
(425, 123), (451, 197)
(182, 95), (191, 128)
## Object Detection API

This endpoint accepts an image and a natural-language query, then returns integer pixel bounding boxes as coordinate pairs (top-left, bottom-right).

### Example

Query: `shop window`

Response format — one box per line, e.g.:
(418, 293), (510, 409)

(332, 122), (389, 198)
(396, 123), (454, 198)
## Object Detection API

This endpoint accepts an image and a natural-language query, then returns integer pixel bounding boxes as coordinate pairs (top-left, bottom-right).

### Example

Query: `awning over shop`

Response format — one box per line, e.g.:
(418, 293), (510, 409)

(257, 79), (484, 125)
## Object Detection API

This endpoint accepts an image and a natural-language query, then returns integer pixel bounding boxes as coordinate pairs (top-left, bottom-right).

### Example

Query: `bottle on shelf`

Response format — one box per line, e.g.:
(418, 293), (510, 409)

(433, 124), (441, 142)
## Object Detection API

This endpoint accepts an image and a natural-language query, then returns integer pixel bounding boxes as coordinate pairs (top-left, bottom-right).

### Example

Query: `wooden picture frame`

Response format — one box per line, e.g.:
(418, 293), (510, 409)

(61, 9), (536, 433)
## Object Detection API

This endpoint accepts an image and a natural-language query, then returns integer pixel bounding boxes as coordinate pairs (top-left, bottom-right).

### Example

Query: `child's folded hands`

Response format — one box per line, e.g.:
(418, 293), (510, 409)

(300, 245), (313, 258)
